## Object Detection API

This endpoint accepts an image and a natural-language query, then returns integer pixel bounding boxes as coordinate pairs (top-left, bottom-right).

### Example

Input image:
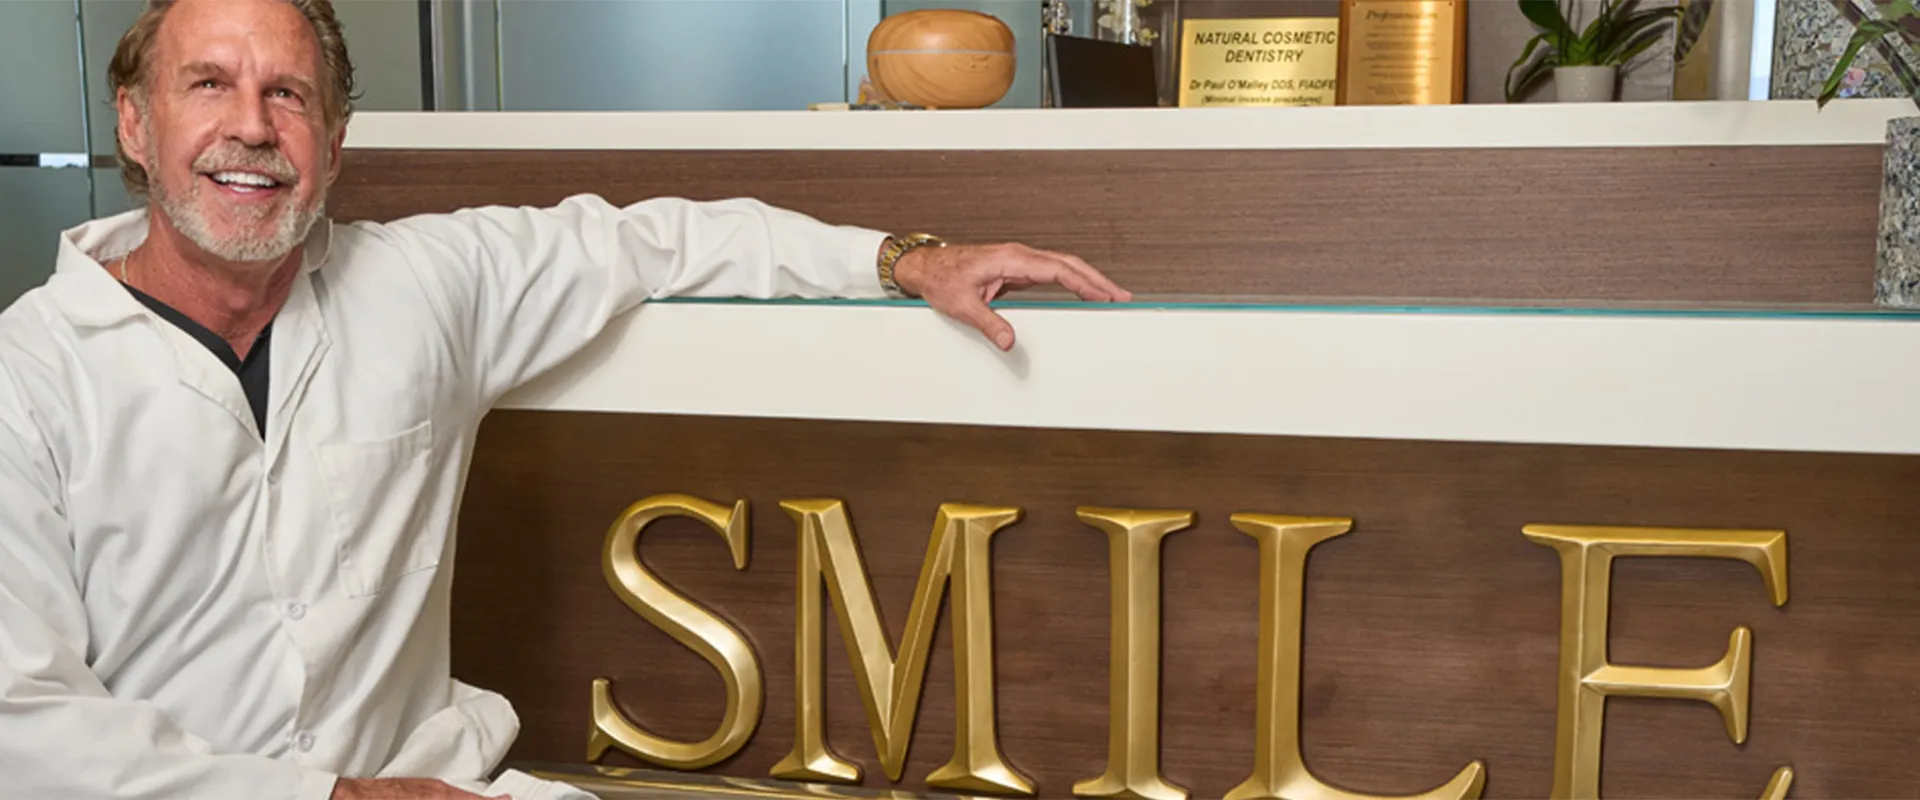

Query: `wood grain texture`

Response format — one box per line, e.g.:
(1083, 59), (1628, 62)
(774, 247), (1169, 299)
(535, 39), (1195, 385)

(867, 9), (1016, 109)
(452, 410), (1920, 799)
(330, 146), (1883, 304)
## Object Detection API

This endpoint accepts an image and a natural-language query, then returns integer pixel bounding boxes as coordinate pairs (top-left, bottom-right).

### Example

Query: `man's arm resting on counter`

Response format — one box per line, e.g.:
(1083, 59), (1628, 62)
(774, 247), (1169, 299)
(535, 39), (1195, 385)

(371, 192), (1130, 406)
(373, 193), (891, 406)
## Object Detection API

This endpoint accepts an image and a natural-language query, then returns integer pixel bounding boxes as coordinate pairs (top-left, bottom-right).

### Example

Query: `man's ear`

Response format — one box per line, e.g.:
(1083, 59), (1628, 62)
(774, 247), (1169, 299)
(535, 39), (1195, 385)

(115, 87), (149, 173)
(324, 120), (346, 186)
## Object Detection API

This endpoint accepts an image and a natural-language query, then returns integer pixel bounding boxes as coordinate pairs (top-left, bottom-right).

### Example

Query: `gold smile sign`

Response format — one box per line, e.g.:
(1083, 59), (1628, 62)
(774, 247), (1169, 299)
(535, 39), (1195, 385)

(582, 495), (1795, 800)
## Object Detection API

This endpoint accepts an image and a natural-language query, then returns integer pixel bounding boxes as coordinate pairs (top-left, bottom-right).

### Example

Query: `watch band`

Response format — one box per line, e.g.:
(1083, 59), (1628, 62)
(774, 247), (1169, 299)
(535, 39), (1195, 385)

(878, 233), (946, 298)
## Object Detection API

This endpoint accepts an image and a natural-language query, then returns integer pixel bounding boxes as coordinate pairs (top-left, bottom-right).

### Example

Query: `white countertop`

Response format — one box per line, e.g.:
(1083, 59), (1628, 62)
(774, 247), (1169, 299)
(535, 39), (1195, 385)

(498, 301), (1920, 457)
(343, 99), (1914, 151)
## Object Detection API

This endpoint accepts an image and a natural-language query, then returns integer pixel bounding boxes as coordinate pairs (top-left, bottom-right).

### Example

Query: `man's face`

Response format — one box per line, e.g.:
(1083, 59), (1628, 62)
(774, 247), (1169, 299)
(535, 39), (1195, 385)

(120, 0), (343, 266)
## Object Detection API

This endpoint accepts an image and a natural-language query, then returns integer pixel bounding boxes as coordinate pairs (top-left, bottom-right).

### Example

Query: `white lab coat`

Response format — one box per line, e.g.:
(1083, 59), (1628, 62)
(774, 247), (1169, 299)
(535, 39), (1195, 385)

(0, 195), (888, 799)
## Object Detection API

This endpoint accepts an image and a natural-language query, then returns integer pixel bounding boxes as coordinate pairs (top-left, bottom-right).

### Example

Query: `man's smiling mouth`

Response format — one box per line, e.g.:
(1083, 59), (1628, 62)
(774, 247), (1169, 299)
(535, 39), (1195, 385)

(206, 170), (286, 193)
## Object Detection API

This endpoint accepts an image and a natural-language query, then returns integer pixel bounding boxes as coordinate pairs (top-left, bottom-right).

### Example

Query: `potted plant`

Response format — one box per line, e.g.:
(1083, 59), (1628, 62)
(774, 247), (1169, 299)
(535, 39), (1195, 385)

(1506, 0), (1684, 102)
(1817, 0), (1920, 306)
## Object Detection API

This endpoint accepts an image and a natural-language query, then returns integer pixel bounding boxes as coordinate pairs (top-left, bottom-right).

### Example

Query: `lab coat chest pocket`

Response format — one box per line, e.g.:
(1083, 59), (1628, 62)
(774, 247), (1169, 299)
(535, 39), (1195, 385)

(317, 420), (439, 598)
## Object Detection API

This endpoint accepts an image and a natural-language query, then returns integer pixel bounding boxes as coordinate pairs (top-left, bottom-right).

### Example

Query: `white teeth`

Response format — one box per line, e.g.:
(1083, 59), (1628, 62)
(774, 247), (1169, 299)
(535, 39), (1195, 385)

(210, 171), (278, 188)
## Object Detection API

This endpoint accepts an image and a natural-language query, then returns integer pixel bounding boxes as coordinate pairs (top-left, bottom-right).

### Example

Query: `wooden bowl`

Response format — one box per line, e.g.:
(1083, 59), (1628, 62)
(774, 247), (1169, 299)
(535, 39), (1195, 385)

(867, 9), (1016, 109)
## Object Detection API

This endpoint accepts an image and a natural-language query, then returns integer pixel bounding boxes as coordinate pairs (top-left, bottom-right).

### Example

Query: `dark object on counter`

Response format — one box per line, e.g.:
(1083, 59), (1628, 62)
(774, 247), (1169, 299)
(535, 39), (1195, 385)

(1045, 33), (1160, 108)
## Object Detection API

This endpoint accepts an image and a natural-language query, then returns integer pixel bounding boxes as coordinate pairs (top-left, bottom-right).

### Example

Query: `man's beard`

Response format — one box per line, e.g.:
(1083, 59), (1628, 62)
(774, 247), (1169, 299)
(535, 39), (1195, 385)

(146, 129), (324, 264)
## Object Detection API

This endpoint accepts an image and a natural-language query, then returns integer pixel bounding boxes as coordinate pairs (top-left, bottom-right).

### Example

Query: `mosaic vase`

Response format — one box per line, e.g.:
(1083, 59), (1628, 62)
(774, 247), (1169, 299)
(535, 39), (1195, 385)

(1878, 116), (1920, 307)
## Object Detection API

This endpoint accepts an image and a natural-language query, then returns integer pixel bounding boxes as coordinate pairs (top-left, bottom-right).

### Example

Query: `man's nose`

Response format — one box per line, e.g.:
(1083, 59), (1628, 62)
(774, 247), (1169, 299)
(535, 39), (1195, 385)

(225, 91), (276, 147)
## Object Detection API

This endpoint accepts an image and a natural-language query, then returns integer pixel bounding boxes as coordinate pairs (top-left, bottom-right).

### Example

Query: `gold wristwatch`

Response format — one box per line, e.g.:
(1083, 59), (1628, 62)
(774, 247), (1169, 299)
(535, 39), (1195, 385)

(877, 233), (946, 298)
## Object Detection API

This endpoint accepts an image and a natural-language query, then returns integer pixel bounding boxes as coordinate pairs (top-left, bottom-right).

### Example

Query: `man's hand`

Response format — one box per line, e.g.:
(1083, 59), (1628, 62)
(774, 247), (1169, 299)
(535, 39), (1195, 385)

(332, 777), (508, 800)
(891, 242), (1130, 351)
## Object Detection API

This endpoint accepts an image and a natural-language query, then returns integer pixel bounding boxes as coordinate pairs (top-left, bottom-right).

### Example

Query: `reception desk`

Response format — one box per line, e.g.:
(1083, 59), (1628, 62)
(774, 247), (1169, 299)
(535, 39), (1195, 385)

(332, 101), (1920, 799)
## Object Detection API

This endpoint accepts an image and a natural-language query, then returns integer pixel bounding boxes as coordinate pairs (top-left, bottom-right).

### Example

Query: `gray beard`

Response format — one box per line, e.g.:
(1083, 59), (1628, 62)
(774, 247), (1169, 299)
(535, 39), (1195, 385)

(154, 183), (319, 263)
(144, 134), (323, 264)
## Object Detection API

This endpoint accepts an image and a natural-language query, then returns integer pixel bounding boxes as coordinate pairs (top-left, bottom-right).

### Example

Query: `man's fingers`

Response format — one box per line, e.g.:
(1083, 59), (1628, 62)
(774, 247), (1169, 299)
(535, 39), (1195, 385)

(912, 242), (1126, 350)
(1054, 251), (1130, 301)
(1004, 250), (1104, 300)
(941, 293), (1016, 351)
(1010, 246), (1125, 302)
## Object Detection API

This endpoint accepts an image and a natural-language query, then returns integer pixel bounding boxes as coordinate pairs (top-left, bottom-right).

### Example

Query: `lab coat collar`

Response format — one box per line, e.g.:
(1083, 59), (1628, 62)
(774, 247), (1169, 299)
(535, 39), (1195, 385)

(47, 206), (335, 328)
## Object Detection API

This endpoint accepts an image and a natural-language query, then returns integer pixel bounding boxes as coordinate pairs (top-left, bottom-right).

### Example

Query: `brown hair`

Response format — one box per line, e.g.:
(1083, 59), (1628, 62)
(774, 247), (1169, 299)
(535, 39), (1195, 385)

(106, 0), (358, 198)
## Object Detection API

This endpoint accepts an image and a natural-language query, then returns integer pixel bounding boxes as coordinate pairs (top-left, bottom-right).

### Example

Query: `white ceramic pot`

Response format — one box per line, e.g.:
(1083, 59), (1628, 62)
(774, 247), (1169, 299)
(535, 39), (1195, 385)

(1553, 65), (1618, 102)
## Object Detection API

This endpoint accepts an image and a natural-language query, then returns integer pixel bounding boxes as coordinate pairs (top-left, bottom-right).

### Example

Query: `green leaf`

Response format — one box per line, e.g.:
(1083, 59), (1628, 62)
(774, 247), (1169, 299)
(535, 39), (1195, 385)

(1883, 3), (1920, 52)
(1506, 32), (1557, 101)
(1559, 39), (1587, 65)
(1598, 6), (1683, 62)
(1819, 18), (1902, 106)
(1520, 0), (1575, 38)
(1603, 5), (1681, 46)
(1609, 25), (1672, 65)
(1507, 30), (1550, 73)
(1529, 0), (1681, 66)
(1507, 54), (1558, 102)
(1607, 0), (1645, 24)
(1600, 8), (1673, 42)
(1578, 4), (1613, 42)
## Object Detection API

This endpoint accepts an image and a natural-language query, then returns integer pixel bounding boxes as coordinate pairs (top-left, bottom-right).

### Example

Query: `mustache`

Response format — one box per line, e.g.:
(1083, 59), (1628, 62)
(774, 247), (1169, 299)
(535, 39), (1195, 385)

(192, 144), (298, 185)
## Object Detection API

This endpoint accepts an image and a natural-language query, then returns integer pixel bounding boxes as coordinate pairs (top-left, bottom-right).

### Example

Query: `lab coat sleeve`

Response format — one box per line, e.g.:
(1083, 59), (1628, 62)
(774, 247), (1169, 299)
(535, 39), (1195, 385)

(0, 375), (337, 800)
(379, 193), (891, 404)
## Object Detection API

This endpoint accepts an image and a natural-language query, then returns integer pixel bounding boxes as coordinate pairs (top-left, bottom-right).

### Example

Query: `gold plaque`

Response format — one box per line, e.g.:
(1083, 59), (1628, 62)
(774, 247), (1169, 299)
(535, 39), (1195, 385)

(1336, 0), (1465, 105)
(1177, 18), (1341, 107)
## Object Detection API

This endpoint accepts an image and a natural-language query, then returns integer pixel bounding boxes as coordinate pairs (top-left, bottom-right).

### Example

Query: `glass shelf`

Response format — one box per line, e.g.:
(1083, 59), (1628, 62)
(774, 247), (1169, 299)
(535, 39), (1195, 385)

(654, 294), (1920, 322)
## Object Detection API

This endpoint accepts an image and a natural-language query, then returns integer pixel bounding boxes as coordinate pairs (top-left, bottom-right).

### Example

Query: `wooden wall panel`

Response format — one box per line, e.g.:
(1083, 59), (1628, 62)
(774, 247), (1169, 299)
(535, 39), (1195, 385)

(332, 146), (1883, 304)
(452, 410), (1920, 799)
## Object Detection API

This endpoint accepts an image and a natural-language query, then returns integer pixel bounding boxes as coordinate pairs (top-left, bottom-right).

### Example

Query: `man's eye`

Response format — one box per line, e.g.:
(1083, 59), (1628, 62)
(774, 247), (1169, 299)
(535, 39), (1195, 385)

(195, 79), (218, 89)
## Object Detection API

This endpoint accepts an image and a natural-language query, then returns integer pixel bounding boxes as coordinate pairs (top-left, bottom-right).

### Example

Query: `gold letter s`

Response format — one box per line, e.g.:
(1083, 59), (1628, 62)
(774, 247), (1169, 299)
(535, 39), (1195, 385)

(1524, 524), (1793, 800)
(587, 494), (762, 769)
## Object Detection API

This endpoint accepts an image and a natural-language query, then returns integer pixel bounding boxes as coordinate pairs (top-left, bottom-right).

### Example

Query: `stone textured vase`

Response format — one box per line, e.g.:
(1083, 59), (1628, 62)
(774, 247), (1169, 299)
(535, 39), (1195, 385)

(1554, 66), (1618, 102)
(1877, 116), (1920, 307)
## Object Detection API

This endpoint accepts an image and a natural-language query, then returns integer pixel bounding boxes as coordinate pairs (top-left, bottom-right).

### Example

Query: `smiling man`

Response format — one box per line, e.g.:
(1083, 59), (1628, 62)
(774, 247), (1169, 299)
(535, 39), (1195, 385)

(0, 1), (1128, 799)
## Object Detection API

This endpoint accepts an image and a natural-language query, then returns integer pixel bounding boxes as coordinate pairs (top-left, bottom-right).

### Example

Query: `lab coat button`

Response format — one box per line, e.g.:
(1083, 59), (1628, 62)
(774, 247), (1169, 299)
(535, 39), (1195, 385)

(284, 601), (306, 621)
(294, 731), (315, 752)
